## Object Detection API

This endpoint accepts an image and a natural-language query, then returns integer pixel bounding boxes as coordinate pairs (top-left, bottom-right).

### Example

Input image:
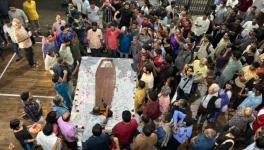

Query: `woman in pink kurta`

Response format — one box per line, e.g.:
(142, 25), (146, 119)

(158, 85), (171, 114)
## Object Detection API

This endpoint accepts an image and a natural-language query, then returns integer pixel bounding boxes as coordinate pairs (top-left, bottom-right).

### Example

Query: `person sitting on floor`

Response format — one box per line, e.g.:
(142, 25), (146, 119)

(20, 91), (43, 123)
(82, 123), (112, 150)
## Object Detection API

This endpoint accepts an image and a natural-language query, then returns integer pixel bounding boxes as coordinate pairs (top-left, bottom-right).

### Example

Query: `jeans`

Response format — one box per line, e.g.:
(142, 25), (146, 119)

(22, 47), (34, 67)
(91, 48), (102, 57)
(120, 52), (128, 58)
(29, 20), (40, 31)
(11, 42), (21, 58)
(108, 49), (117, 58)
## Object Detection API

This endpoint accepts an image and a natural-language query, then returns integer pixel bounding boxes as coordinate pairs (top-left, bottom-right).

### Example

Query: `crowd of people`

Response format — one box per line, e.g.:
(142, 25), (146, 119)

(1, 0), (264, 149)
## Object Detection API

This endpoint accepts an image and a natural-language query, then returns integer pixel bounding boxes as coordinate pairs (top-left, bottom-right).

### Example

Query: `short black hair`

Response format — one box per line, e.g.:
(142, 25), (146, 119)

(256, 134), (264, 148)
(62, 37), (70, 43)
(148, 90), (158, 101)
(46, 111), (58, 124)
(92, 123), (102, 136)
(165, 55), (173, 64)
(252, 62), (260, 68)
(43, 31), (51, 38)
(122, 110), (131, 123)
(138, 80), (145, 89)
(141, 115), (150, 124)
(171, 1), (176, 5)
(10, 119), (20, 130)
(232, 50), (242, 60)
(229, 126), (241, 137)
(92, 22), (97, 27)
(60, 26), (65, 31)
(8, 3), (16, 8)
(3, 19), (11, 24)
(144, 64), (153, 73)
(143, 124), (152, 137)
(204, 34), (212, 42)
(254, 84), (262, 93)
(43, 123), (53, 136)
(52, 74), (60, 83)
(20, 91), (29, 101)
(155, 49), (162, 55)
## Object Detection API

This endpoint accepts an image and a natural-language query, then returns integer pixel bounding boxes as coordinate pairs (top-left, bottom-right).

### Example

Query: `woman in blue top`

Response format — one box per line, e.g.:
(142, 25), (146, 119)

(238, 84), (262, 110)
(119, 26), (132, 58)
(52, 70), (72, 109)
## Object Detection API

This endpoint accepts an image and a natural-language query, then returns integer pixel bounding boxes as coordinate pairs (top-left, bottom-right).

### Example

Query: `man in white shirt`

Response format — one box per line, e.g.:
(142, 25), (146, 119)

(241, 19), (259, 37)
(3, 19), (21, 61)
(226, 0), (238, 8)
(87, 1), (100, 25)
(193, 14), (210, 44)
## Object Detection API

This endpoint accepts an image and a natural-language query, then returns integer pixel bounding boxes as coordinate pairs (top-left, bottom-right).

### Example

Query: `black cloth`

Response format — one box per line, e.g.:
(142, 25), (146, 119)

(215, 134), (235, 150)
(82, 133), (112, 150)
(22, 47), (35, 67)
(119, 8), (132, 28)
(14, 125), (33, 149)
(0, 0), (8, 19)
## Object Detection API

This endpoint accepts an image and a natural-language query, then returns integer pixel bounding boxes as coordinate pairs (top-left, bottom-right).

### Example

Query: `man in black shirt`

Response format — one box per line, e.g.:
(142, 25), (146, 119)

(116, 2), (132, 28)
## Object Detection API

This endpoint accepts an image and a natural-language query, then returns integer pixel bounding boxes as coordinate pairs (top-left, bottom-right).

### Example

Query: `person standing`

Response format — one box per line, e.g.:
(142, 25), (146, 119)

(3, 19), (22, 61)
(130, 124), (158, 150)
(13, 18), (36, 68)
(82, 124), (112, 149)
(105, 22), (120, 58)
(8, 3), (29, 27)
(118, 26), (132, 58)
(86, 1), (100, 25)
(193, 14), (210, 44)
(52, 15), (66, 35)
(100, 0), (116, 27)
(57, 112), (77, 150)
(52, 69), (72, 109)
(87, 22), (103, 57)
(23, 0), (40, 33)
(20, 91), (43, 123)
(115, 2), (133, 28)
(112, 110), (138, 149)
